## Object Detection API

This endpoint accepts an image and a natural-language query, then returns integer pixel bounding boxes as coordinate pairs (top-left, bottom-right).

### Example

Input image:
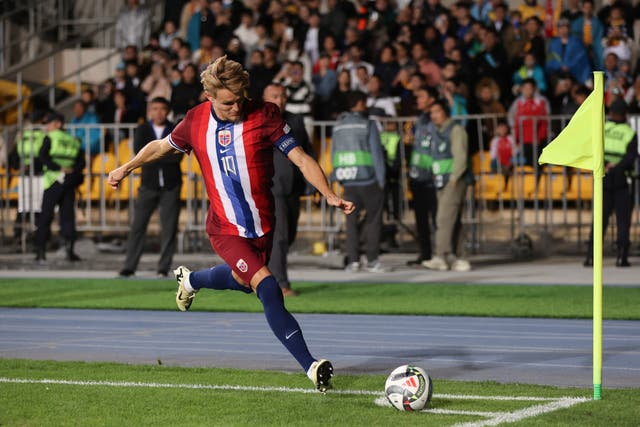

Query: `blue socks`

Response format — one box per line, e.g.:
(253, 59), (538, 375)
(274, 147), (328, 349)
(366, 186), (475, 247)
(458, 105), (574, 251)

(189, 265), (252, 294)
(256, 275), (315, 371)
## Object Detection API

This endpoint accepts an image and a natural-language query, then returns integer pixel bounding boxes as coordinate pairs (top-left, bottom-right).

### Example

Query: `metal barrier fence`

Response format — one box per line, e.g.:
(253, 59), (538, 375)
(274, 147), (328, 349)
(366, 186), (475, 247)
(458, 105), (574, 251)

(1, 114), (639, 254)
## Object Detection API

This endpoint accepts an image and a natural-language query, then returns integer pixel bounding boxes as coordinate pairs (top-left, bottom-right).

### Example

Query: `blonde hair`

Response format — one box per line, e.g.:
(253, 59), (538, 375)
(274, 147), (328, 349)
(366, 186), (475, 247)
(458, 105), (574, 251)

(200, 55), (249, 97)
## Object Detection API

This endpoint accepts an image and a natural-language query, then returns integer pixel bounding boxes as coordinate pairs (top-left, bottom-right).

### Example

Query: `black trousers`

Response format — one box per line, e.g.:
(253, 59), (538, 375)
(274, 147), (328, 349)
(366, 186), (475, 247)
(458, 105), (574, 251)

(36, 181), (77, 248)
(588, 185), (632, 249)
(122, 185), (181, 274)
(268, 194), (301, 289)
(410, 180), (437, 261)
(344, 182), (384, 264)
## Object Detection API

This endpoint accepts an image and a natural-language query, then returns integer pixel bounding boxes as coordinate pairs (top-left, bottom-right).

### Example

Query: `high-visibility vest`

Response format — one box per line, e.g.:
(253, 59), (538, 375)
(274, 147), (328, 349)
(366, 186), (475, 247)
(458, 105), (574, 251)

(409, 114), (434, 183)
(43, 129), (81, 189)
(331, 112), (375, 184)
(17, 129), (45, 166)
(603, 121), (635, 165)
(428, 121), (457, 189)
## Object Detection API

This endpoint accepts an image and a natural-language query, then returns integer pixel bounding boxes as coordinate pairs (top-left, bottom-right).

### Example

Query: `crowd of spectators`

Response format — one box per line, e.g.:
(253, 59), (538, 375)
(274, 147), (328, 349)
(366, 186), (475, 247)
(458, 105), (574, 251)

(90, 0), (640, 155)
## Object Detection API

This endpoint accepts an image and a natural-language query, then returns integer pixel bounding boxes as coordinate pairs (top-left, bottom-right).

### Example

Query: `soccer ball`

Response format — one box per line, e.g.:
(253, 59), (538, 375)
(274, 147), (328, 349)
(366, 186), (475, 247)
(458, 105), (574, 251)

(384, 365), (433, 411)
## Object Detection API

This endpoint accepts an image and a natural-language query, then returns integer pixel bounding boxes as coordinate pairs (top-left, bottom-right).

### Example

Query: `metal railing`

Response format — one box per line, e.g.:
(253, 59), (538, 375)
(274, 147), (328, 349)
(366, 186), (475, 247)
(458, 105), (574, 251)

(2, 115), (639, 255)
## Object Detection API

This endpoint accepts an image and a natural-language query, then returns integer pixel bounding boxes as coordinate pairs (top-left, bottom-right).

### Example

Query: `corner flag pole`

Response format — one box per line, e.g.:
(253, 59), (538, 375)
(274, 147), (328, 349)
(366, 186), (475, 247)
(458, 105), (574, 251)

(592, 71), (605, 400)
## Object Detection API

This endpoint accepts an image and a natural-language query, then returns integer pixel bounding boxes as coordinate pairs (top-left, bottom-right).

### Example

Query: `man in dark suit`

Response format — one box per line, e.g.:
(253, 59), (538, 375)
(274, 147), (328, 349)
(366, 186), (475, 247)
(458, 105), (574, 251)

(263, 83), (313, 296)
(119, 97), (183, 277)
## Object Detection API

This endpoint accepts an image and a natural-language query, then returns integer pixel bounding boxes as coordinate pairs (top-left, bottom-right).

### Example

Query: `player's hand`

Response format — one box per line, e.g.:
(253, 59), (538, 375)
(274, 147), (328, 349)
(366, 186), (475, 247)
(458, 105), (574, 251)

(327, 194), (355, 215)
(107, 166), (130, 189)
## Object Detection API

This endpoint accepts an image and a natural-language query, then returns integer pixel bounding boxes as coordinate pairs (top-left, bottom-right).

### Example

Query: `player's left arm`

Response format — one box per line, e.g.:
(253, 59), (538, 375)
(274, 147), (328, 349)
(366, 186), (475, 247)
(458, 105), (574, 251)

(287, 146), (355, 214)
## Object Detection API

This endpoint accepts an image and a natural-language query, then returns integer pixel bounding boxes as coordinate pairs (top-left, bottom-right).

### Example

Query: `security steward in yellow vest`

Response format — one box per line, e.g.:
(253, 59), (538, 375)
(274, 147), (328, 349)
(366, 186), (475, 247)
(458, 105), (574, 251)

(35, 112), (85, 262)
(9, 111), (46, 241)
(584, 98), (638, 267)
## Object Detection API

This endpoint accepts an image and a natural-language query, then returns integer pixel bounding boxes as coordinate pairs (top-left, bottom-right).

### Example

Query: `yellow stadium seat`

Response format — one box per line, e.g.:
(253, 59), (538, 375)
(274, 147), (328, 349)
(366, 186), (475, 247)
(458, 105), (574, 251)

(476, 173), (505, 201)
(566, 172), (593, 201)
(536, 173), (569, 201)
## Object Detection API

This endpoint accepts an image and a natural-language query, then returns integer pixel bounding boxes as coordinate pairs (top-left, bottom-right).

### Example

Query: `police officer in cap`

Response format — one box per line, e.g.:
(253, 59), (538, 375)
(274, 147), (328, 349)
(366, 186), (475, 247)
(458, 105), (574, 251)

(584, 98), (638, 267)
(35, 112), (85, 262)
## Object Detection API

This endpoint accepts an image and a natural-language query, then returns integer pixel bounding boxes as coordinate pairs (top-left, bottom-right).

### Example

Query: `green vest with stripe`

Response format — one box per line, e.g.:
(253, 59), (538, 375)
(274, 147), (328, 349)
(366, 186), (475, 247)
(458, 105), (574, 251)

(604, 122), (634, 165)
(43, 129), (82, 190)
(409, 114), (434, 183)
(428, 121), (456, 189)
(331, 112), (375, 184)
(380, 131), (399, 167)
(17, 129), (45, 166)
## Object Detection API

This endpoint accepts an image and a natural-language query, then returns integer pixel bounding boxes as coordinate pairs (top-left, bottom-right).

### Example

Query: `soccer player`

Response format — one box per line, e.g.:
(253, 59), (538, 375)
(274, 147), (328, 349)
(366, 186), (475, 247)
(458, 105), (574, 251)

(108, 56), (354, 392)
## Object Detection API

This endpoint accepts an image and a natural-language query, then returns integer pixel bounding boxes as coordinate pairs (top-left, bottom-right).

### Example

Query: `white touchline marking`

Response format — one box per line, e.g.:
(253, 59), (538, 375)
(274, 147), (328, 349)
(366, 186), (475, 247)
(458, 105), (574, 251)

(451, 398), (589, 427)
(0, 377), (586, 405)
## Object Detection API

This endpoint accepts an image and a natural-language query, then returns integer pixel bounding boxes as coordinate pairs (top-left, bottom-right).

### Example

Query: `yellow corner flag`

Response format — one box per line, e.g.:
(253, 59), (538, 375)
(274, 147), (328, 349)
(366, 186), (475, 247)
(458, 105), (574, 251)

(539, 72), (605, 401)
(538, 75), (604, 178)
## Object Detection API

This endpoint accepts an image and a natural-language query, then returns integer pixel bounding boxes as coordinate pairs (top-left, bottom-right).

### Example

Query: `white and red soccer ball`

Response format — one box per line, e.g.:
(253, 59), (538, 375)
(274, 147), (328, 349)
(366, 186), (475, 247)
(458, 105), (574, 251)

(384, 365), (433, 411)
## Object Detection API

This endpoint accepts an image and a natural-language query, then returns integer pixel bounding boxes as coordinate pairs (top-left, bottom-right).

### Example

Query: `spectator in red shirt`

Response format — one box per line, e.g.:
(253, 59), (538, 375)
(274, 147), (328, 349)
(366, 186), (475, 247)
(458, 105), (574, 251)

(507, 78), (550, 169)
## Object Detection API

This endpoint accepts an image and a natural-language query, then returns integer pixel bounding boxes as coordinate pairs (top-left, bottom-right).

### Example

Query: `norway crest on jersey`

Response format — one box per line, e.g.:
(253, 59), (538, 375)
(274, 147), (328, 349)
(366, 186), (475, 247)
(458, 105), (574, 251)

(218, 129), (232, 147)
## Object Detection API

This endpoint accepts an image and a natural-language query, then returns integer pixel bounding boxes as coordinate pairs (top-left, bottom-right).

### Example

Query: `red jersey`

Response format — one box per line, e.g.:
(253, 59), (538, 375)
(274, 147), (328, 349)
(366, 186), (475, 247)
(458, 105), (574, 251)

(169, 100), (298, 238)
(509, 94), (550, 145)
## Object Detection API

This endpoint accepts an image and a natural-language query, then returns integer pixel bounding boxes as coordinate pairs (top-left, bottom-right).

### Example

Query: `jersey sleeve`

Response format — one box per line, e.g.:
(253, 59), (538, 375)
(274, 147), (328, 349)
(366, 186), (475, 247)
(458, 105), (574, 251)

(168, 111), (193, 154)
(263, 102), (299, 156)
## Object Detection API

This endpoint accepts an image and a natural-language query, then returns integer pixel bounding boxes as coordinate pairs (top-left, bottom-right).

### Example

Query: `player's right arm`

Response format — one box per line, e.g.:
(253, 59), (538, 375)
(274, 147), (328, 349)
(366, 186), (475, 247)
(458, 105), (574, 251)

(107, 136), (180, 189)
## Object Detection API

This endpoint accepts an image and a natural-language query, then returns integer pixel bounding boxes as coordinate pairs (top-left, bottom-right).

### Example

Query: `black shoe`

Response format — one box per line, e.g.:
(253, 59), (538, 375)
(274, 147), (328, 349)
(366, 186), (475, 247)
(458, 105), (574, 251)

(119, 269), (135, 277)
(616, 257), (630, 267)
(66, 252), (82, 262)
(35, 248), (46, 263)
(406, 258), (425, 266)
(583, 257), (593, 267)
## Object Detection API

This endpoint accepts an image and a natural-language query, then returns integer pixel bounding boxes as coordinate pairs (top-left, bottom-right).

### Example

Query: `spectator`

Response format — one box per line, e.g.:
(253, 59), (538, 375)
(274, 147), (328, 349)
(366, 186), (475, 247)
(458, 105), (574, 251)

(119, 98), (181, 278)
(489, 119), (518, 177)
(560, 0), (582, 23)
(234, 10), (260, 55)
(96, 79), (116, 124)
(170, 63), (203, 119)
(316, 34), (341, 72)
(70, 100), (101, 156)
(521, 17), (546, 68)
(159, 20), (178, 50)
(571, 0), (605, 71)
(329, 69), (352, 118)
(367, 75), (397, 117)
(263, 83), (313, 297)
(247, 50), (270, 100)
(320, 0), (352, 39)
(474, 27), (510, 98)
(602, 23), (632, 62)
(507, 78), (550, 169)
(503, 9), (526, 66)
(111, 89), (140, 140)
(546, 18), (591, 85)
(332, 90), (386, 273)
(517, 0), (545, 23)
(338, 44), (375, 87)
(474, 77), (506, 151)
(407, 86), (439, 266)
(176, 41), (193, 71)
(441, 78), (469, 126)
(193, 34), (216, 71)
(226, 37), (246, 67)
(312, 53), (338, 120)
(141, 62), (172, 102)
(186, 0), (215, 52)
(352, 65), (371, 93)
(374, 45), (401, 96)
(179, 0), (200, 39)
(626, 76), (640, 114)
(115, 0), (151, 50)
(513, 52), (547, 94)
(81, 88), (98, 115)
(422, 100), (471, 272)
(35, 112), (85, 262)
(284, 61), (314, 120)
